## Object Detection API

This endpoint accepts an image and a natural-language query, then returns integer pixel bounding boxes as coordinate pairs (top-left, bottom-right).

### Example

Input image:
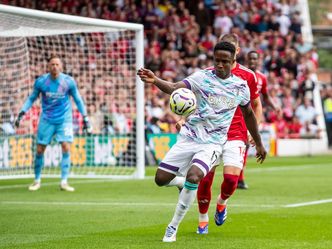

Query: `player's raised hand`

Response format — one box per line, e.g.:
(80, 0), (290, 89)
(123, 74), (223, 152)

(14, 111), (25, 128)
(83, 116), (92, 134)
(137, 68), (156, 84)
(255, 144), (267, 164)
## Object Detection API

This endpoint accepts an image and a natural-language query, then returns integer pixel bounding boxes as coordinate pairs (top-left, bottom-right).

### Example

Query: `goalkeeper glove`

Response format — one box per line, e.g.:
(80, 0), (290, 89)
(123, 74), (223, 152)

(14, 111), (25, 128)
(83, 116), (92, 134)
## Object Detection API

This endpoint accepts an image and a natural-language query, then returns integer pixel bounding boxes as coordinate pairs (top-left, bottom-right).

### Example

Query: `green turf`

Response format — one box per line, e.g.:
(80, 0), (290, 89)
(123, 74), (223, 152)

(0, 155), (332, 249)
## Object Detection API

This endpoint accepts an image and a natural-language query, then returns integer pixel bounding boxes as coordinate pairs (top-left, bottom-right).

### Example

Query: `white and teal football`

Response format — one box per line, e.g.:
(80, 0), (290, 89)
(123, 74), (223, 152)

(169, 88), (197, 116)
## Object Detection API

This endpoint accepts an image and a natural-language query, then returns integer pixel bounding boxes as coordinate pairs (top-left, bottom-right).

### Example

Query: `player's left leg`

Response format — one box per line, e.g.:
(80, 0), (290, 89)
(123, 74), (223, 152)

(163, 165), (204, 242)
(215, 140), (246, 226)
(56, 122), (74, 192)
(59, 142), (74, 192)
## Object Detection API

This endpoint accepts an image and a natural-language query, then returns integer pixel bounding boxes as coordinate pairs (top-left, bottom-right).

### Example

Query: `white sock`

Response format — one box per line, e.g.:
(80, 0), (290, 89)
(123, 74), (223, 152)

(217, 194), (228, 205)
(199, 212), (209, 223)
(167, 176), (185, 188)
(169, 182), (198, 228)
(61, 179), (68, 185)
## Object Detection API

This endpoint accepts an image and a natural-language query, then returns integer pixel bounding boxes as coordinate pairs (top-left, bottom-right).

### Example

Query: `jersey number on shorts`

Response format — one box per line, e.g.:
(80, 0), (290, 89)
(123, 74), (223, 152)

(211, 151), (218, 165)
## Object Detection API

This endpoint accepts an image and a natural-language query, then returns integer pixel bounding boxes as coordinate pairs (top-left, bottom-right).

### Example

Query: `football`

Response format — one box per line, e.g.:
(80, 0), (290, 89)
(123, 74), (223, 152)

(169, 88), (197, 116)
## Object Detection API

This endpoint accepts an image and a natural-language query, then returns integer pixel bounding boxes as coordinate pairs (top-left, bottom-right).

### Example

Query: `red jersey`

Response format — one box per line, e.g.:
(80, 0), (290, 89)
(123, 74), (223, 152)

(227, 63), (259, 142)
(255, 70), (268, 95)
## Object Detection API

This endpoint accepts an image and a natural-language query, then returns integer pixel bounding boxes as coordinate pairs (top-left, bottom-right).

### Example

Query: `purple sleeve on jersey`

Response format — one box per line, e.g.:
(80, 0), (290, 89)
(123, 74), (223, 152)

(182, 79), (191, 90)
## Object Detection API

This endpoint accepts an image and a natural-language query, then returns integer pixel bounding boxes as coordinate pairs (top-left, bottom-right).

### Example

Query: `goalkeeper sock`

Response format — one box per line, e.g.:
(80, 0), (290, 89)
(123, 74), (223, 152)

(34, 153), (44, 181)
(61, 152), (71, 181)
(169, 181), (198, 228)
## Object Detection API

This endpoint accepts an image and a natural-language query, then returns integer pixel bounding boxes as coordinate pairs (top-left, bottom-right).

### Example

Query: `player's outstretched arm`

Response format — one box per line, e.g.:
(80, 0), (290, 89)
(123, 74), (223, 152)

(137, 68), (186, 95)
(15, 82), (41, 128)
(70, 79), (92, 134)
(240, 104), (267, 164)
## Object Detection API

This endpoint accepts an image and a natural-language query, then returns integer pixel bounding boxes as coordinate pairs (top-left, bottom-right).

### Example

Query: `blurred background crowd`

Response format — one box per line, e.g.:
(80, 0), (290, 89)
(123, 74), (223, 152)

(1, 0), (331, 142)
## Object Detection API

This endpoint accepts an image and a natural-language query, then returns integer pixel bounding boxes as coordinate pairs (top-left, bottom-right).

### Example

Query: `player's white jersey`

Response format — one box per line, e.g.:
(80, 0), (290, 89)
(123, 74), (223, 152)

(181, 69), (250, 145)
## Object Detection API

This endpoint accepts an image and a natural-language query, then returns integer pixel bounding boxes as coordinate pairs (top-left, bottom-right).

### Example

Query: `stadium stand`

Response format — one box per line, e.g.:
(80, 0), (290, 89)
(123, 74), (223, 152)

(0, 0), (322, 140)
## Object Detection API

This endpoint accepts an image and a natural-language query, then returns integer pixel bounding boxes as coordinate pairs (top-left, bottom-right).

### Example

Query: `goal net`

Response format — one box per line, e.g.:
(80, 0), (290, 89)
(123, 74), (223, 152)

(0, 4), (145, 179)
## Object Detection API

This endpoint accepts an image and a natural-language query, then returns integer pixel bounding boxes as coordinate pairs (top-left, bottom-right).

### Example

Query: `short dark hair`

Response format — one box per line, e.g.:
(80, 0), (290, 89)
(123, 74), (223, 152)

(48, 54), (61, 62)
(214, 41), (236, 58)
(219, 33), (239, 47)
(247, 50), (259, 57)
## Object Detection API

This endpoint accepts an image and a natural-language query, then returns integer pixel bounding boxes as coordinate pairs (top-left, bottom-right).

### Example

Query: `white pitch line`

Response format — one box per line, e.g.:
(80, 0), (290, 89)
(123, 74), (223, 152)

(0, 200), (277, 208)
(284, 198), (332, 208)
(0, 163), (329, 190)
(3, 199), (332, 209)
(246, 163), (330, 173)
(0, 201), (175, 206)
(0, 178), (153, 190)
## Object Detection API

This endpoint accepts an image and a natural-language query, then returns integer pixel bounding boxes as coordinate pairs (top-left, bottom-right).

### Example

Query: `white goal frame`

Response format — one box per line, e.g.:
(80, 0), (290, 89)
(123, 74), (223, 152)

(0, 4), (145, 179)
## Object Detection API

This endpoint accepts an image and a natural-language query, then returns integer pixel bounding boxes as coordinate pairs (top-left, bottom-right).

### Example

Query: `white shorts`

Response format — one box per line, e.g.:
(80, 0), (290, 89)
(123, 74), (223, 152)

(220, 140), (246, 169)
(159, 136), (222, 177)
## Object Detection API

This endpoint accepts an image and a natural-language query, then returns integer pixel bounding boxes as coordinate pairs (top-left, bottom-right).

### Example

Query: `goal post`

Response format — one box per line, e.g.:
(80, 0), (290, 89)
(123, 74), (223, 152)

(0, 4), (145, 179)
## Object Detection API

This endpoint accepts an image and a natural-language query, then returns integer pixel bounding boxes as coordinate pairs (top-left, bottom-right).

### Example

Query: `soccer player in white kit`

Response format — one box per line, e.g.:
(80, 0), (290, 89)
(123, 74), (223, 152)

(137, 41), (266, 242)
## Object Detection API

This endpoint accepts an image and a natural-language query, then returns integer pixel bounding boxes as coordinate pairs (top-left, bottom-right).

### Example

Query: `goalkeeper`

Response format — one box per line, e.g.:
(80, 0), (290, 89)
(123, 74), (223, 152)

(15, 55), (92, 192)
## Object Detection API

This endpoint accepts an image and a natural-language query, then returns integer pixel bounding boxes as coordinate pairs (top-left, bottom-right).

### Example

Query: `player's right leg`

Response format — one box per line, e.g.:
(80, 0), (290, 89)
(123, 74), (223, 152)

(156, 136), (196, 187)
(29, 119), (54, 191)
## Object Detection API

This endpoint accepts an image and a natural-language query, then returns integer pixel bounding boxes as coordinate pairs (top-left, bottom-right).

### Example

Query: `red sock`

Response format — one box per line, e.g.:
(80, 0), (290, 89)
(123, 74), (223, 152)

(197, 170), (215, 214)
(238, 147), (248, 182)
(220, 174), (239, 200)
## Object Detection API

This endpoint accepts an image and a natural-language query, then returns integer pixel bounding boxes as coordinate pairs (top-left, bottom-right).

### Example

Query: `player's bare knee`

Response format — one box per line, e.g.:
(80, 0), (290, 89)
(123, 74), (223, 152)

(186, 170), (203, 184)
(154, 175), (169, 186)
(61, 142), (71, 153)
(154, 170), (174, 186)
(36, 144), (46, 155)
(186, 166), (204, 184)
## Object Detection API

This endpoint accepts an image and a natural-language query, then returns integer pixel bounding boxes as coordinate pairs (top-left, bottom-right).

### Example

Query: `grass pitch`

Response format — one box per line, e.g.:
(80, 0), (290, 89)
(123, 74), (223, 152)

(0, 155), (332, 249)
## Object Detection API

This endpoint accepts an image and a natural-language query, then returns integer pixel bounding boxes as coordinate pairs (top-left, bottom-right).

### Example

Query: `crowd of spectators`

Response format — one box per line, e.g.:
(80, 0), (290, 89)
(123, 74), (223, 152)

(0, 0), (323, 140)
